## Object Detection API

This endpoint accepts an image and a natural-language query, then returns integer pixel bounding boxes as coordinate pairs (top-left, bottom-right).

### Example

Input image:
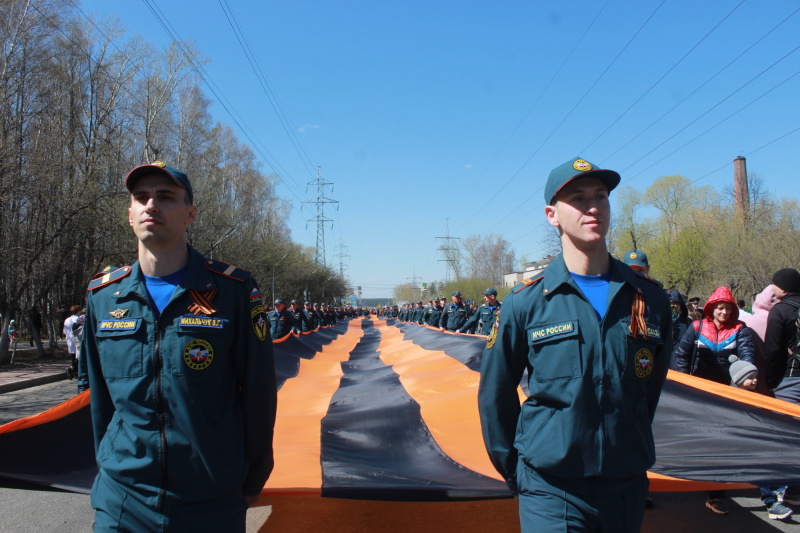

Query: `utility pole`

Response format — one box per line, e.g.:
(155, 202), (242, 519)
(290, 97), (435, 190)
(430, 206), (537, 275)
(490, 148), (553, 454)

(303, 166), (338, 266)
(407, 270), (421, 301)
(333, 240), (350, 279)
(436, 218), (460, 282)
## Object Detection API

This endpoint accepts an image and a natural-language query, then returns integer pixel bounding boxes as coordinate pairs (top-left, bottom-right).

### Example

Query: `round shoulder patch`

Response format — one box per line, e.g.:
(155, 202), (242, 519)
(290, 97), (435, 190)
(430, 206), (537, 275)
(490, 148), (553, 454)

(184, 339), (214, 370)
(573, 159), (592, 172)
(634, 348), (654, 378)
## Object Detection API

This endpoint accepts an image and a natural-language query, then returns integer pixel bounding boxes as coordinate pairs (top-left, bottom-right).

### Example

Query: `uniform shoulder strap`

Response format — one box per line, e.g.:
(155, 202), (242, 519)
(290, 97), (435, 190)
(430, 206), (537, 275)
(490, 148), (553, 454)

(632, 269), (663, 288)
(87, 266), (132, 291)
(204, 259), (251, 282)
(512, 275), (543, 294)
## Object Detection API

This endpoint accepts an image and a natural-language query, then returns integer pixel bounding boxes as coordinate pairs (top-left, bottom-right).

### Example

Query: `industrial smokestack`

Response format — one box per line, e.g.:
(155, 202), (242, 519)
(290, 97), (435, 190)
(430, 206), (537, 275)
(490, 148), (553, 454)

(733, 156), (749, 217)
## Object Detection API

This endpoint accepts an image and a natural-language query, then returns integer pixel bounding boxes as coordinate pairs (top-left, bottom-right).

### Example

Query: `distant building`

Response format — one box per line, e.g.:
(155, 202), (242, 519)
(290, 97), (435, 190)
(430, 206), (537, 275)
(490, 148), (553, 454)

(503, 255), (555, 288)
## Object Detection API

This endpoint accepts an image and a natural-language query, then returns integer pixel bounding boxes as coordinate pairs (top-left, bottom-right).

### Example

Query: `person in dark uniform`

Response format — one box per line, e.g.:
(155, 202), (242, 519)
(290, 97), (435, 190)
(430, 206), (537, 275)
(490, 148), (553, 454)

(269, 299), (293, 340)
(439, 291), (470, 332)
(78, 162), (277, 532)
(302, 302), (316, 331)
(458, 288), (501, 335)
(478, 157), (671, 533)
(424, 298), (443, 327)
(288, 300), (308, 333)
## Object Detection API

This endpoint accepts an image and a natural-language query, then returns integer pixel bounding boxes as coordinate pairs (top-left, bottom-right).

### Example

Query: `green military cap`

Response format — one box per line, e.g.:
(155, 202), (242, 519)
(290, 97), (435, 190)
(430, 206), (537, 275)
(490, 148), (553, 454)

(544, 157), (620, 205)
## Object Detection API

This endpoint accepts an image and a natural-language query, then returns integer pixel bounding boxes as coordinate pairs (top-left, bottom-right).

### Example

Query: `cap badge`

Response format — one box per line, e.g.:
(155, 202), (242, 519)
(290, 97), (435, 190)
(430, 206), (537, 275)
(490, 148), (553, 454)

(109, 308), (129, 319)
(573, 159), (592, 172)
(152, 160), (167, 168)
(629, 252), (638, 259)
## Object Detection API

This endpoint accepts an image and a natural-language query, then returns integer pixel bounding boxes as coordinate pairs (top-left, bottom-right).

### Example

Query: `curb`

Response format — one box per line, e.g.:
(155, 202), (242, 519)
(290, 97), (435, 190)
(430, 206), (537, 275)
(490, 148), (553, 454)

(0, 372), (69, 395)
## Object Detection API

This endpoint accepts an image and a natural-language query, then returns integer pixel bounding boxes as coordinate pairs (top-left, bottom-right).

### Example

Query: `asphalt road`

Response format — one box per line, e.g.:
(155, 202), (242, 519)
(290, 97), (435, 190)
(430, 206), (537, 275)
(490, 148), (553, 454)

(0, 381), (794, 532)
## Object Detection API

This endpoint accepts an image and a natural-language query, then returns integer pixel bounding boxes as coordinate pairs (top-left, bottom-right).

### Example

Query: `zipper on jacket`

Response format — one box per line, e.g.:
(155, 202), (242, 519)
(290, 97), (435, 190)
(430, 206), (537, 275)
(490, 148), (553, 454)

(153, 317), (169, 514)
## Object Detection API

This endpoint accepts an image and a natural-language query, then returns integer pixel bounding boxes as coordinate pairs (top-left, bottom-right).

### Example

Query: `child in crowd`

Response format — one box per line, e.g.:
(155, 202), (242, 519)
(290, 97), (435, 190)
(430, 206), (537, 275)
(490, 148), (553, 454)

(728, 355), (793, 521)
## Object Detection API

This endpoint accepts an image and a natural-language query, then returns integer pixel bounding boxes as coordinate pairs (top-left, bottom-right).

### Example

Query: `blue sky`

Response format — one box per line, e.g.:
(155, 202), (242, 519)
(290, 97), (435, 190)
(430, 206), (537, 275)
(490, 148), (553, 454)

(79, 0), (800, 297)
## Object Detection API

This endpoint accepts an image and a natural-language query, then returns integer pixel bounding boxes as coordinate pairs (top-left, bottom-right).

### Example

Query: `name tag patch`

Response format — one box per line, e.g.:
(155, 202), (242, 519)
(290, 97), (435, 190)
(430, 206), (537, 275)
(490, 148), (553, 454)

(530, 321), (576, 343)
(645, 325), (661, 341)
(179, 316), (223, 328)
(99, 319), (140, 331)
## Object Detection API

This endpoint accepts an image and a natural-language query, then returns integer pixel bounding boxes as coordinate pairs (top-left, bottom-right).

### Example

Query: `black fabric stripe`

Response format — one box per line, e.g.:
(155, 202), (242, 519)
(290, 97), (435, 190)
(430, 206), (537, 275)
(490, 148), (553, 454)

(388, 320), (487, 372)
(652, 379), (800, 485)
(320, 320), (506, 500)
(0, 406), (95, 493)
(274, 321), (350, 389)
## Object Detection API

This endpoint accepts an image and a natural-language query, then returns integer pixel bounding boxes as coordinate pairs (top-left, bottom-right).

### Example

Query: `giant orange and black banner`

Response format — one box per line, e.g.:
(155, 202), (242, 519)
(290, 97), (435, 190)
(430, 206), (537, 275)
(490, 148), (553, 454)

(2, 317), (800, 498)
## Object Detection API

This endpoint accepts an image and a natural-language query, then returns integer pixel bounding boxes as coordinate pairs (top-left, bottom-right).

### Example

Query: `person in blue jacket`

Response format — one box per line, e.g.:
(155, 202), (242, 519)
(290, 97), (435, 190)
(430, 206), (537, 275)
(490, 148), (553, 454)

(478, 157), (671, 533)
(78, 162), (277, 532)
(439, 291), (470, 331)
(269, 299), (293, 340)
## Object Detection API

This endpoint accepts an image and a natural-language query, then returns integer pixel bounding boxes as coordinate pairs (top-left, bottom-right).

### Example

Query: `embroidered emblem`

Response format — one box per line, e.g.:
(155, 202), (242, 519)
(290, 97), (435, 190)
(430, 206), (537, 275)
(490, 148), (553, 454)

(251, 305), (268, 341)
(108, 309), (129, 319)
(634, 348), (654, 378)
(530, 321), (575, 342)
(184, 339), (214, 370)
(98, 319), (140, 331)
(250, 288), (261, 302)
(179, 316), (223, 328)
(486, 310), (501, 349)
(629, 252), (638, 259)
(573, 159), (592, 172)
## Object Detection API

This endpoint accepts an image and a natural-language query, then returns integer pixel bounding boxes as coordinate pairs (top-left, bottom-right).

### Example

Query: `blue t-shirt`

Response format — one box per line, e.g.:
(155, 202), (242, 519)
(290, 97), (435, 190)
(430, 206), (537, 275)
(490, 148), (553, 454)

(571, 271), (611, 321)
(144, 266), (188, 317)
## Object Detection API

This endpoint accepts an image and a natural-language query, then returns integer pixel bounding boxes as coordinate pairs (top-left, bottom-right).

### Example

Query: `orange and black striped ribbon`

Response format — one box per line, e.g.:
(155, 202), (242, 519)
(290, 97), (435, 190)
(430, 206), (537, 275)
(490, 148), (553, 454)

(188, 289), (218, 316)
(629, 290), (647, 339)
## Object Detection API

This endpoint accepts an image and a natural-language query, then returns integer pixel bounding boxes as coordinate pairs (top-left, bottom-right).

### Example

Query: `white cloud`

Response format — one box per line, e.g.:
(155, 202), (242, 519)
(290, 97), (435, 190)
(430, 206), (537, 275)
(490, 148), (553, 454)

(298, 124), (320, 133)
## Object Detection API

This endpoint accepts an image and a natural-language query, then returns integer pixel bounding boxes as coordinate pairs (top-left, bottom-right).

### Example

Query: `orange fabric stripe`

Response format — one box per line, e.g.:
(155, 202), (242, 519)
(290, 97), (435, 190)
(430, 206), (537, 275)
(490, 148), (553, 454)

(264, 321), (364, 491)
(0, 390), (90, 435)
(647, 471), (753, 492)
(375, 322), (519, 481)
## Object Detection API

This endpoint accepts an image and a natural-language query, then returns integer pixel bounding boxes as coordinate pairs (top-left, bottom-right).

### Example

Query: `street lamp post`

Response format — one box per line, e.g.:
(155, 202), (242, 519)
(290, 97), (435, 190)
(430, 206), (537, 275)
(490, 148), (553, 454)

(271, 253), (289, 305)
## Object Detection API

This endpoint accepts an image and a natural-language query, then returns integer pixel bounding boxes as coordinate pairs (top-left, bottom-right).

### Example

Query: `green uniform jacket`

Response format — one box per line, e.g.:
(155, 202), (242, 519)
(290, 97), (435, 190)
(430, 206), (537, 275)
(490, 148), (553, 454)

(269, 308), (293, 340)
(440, 302), (470, 331)
(79, 246), (277, 507)
(460, 303), (501, 335)
(425, 306), (443, 326)
(478, 254), (670, 493)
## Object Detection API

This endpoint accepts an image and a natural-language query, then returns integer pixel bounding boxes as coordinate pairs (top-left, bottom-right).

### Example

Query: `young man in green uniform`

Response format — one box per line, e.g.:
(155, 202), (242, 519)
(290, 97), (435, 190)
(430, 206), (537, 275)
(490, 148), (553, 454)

(78, 162), (277, 532)
(478, 157), (670, 533)
(457, 288), (501, 335)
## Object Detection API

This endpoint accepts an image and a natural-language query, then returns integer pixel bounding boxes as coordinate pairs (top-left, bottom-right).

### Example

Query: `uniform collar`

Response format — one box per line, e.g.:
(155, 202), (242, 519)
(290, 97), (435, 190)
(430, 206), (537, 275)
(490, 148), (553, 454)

(541, 253), (637, 297)
(115, 246), (217, 299)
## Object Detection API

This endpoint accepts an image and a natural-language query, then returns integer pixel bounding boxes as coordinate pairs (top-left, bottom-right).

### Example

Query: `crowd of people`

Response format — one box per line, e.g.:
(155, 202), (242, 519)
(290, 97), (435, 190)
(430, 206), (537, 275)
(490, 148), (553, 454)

(3, 157), (798, 533)
(266, 299), (371, 340)
(380, 288), (501, 335)
(621, 248), (800, 520)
